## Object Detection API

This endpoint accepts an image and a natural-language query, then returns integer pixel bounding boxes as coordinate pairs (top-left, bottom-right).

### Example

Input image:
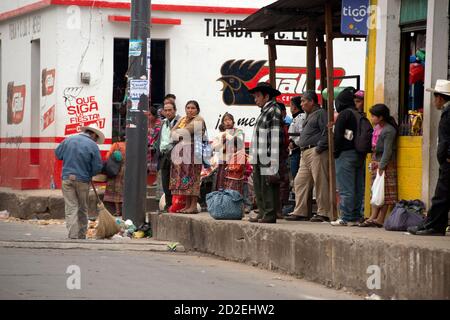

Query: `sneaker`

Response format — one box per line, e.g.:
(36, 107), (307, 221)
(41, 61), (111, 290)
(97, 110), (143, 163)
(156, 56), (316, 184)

(330, 219), (348, 226)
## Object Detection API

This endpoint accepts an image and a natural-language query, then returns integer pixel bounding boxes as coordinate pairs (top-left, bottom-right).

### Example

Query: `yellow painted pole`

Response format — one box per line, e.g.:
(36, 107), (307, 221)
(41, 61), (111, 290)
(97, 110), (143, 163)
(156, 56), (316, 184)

(363, 0), (378, 218)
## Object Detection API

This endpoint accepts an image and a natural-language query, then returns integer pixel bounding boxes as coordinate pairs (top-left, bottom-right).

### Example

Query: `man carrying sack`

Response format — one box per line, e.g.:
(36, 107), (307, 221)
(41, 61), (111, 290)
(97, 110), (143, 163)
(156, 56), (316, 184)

(55, 124), (104, 239)
(248, 82), (284, 224)
(409, 80), (450, 236)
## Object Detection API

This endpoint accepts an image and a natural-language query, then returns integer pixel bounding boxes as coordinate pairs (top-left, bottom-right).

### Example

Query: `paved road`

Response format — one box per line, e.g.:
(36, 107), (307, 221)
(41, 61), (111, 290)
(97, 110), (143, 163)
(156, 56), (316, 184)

(0, 248), (359, 300)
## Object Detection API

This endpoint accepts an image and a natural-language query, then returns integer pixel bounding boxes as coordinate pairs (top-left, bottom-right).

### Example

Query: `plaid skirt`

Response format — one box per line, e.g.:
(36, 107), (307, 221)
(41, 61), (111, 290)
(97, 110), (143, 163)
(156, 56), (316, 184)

(103, 164), (125, 203)
(370, 154), (398, 205)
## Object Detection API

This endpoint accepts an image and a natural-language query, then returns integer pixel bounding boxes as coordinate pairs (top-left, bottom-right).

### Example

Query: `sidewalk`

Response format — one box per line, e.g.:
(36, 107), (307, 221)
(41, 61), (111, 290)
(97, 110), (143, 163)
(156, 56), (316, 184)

(150, 212), (450, 300)
(0, 219), (184, 252)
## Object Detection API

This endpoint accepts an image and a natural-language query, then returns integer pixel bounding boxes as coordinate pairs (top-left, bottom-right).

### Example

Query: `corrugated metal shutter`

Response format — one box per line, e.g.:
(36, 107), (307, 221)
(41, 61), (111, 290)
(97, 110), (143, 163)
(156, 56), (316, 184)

(400, 0), (428, 25)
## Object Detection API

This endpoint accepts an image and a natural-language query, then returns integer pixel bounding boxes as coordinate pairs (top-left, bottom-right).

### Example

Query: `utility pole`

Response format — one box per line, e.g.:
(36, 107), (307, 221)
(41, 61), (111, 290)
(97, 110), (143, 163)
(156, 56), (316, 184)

(123, 0), (151, 226)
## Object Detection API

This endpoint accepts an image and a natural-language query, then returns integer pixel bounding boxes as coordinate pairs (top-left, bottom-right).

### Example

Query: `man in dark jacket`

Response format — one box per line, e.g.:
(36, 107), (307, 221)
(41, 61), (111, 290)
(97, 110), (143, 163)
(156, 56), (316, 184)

(248, 82), (283, 224)
(285, 90), (330, 222)
(409, 80), (450, 236)
(330, 87), (366, 226)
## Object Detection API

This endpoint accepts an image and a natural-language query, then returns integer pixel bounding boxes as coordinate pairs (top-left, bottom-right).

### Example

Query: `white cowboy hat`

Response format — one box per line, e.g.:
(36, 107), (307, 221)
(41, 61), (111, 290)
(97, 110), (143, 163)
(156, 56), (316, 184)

(80, 124), (105, 144)
(426, 79), (450, 96)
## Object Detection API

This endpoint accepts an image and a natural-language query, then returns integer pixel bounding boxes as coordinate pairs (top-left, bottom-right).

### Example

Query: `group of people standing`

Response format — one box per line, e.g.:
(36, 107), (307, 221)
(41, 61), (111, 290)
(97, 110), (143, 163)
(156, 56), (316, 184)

(55, 79), (450, 239)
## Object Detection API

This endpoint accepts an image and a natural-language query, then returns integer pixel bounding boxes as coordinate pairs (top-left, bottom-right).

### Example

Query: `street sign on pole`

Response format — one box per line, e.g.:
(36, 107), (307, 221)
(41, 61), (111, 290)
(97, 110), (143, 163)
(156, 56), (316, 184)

(341, 0), (370, 36)
(123, 0), (151, 226)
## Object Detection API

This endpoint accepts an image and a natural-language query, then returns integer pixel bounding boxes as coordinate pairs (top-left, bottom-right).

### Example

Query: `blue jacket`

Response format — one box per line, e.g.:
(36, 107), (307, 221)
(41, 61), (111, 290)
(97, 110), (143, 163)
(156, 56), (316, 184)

(55, 133), (103, 183)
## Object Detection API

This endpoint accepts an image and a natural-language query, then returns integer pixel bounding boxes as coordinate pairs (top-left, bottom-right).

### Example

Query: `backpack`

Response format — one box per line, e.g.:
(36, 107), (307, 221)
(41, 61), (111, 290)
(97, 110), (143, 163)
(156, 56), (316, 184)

(103, 149), (123, 178)
(351, 110), (373, 155)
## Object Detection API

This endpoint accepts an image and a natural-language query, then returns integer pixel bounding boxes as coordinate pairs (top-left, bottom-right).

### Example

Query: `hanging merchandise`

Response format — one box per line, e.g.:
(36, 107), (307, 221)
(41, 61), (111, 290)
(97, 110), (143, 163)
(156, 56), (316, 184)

(409, 63), (424, 85)
(415, 49), (425, 63)
(408, 111), (423, 136)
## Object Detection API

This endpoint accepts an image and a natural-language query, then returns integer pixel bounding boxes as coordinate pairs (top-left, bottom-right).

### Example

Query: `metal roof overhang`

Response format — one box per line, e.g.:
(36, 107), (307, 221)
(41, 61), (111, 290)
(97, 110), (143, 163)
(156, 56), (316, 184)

(228, 0), (349, 37)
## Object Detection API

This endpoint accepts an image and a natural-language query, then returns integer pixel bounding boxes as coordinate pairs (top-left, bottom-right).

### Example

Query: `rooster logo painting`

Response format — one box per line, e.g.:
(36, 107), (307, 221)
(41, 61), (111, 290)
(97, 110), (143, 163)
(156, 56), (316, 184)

(218, 59), (266, 106)
(218, 59), (347, 106)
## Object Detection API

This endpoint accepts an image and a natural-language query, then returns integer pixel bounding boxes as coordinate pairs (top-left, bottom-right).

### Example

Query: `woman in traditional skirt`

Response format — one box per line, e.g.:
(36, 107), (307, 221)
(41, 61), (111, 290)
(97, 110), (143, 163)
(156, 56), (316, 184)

(211, 113), (245, 193)
(222, 138), (247, 195)
(103, 133), (126, 216)
(169, 100), (205, 213)
(147, 106), (162, 176)
(360, 104), (398, 227)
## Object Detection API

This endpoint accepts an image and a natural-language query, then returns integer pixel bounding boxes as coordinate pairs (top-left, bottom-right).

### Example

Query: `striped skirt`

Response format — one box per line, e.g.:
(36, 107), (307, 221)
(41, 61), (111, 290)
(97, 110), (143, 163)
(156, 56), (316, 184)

(370, 154), (398, 205)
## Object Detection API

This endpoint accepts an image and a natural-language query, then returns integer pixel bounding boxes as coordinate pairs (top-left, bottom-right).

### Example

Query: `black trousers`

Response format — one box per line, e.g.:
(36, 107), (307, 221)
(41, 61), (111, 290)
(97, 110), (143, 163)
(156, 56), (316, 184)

(252, 164), (280, 220)
(423, 165), (450, 233)
(160, 151), (172, 207)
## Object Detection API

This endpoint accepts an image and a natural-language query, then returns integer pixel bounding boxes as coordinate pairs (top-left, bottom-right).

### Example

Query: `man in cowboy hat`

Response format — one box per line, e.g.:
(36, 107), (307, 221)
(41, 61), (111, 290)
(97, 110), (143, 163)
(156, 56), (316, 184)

(55, 124), (104, 239)
(408, 80), (450, 236)
(248, 82), (284, 223)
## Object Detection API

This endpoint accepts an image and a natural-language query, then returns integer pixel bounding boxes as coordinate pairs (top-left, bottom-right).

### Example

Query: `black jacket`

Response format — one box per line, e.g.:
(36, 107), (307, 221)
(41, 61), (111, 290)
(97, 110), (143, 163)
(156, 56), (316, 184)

(334, 107), (357, 158)
(437, 101), (450, 167)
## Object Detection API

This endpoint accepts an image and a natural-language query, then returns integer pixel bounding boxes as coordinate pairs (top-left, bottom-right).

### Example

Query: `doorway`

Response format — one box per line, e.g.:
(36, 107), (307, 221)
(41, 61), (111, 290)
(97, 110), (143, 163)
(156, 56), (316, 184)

(112, 38), (166, 141)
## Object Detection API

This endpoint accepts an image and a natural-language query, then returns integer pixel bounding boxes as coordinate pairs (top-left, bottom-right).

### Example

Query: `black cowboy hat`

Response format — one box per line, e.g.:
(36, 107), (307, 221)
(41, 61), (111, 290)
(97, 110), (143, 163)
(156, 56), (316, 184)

(248, 82), (281, 98)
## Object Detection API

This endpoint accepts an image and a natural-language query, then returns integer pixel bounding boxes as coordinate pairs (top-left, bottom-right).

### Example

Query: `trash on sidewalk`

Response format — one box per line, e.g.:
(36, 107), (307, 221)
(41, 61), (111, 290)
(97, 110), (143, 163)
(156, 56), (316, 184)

(0, 210), (10, 219)
(137, 222), (152, 238)
(167, 242), (179, 251)
(133, 231), (145, 239)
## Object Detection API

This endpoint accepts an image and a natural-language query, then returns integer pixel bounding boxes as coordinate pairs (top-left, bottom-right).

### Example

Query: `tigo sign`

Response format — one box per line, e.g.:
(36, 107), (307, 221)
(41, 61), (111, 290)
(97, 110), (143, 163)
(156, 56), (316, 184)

(341, 0), (370, 36)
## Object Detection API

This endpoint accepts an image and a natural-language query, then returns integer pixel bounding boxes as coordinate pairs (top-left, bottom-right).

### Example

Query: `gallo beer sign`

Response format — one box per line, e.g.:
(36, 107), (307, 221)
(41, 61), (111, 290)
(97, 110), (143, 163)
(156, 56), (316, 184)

(218, 59), (345, 105)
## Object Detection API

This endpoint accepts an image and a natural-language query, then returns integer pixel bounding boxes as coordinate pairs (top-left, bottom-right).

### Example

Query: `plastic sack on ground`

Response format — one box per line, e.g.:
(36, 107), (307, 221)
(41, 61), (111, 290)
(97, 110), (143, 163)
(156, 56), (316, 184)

(206, 189), (243, 220)
(370, 172), (385, 207)
(384, 200), (426, 231)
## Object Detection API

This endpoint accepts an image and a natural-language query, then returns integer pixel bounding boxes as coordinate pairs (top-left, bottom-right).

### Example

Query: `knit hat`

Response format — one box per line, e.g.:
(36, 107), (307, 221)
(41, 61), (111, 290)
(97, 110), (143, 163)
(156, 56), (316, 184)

(335, 87), (356, 112)
(354, 90), (365, 99)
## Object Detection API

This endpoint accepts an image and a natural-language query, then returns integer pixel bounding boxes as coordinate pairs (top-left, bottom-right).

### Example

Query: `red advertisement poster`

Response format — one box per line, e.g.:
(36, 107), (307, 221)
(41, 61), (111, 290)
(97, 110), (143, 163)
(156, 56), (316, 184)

(41, 68), (56, 96)
(42, 105), (55, 131)
(7, 82), (26, 125)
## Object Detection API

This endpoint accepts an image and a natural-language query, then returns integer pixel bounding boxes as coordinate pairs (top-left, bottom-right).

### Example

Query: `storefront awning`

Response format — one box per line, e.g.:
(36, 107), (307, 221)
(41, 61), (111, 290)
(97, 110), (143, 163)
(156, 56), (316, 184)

(228, 0), (344, 36)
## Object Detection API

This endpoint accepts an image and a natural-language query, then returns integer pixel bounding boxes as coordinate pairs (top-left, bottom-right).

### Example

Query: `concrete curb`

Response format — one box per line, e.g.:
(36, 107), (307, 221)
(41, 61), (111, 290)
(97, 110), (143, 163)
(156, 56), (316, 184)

(0, 239), (185, 253)
(0, 188), (102, 219)
(150, 212), (450, 299)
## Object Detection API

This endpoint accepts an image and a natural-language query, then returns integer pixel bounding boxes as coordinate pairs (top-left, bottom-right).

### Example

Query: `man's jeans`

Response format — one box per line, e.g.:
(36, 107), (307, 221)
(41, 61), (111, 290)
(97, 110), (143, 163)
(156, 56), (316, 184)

(290, 150), (300, 178)
(62, 179), (89, 239)
(335, 149), (365, 222)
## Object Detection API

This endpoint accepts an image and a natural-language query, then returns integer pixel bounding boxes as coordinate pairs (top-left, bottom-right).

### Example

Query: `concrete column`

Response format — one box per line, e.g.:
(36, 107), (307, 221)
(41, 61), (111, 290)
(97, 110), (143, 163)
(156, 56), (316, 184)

(373, 0), (402, 118)
(422, 0), (450, 207)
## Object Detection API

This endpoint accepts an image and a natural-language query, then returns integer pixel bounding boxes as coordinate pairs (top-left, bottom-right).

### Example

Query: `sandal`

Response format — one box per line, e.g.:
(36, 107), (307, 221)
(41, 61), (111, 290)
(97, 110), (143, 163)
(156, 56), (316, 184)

(183, 209), (199, 214)
(359, 220), (383, 228)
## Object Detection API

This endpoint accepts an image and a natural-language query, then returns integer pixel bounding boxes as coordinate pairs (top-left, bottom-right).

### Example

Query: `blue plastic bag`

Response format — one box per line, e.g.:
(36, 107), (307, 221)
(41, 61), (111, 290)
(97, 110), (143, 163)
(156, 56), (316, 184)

(206, 189), (243, 220)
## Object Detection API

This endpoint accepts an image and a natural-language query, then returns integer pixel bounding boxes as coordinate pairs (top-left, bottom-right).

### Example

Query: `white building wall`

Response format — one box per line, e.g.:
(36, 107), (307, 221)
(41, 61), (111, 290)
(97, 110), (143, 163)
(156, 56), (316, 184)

(0, 1), (367, 145)
(0, 7), (57, 144)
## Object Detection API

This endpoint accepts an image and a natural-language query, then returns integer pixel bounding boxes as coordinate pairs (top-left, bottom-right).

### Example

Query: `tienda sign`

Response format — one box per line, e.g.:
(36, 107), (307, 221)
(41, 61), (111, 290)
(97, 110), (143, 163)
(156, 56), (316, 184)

(218, 59), (346, 106)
